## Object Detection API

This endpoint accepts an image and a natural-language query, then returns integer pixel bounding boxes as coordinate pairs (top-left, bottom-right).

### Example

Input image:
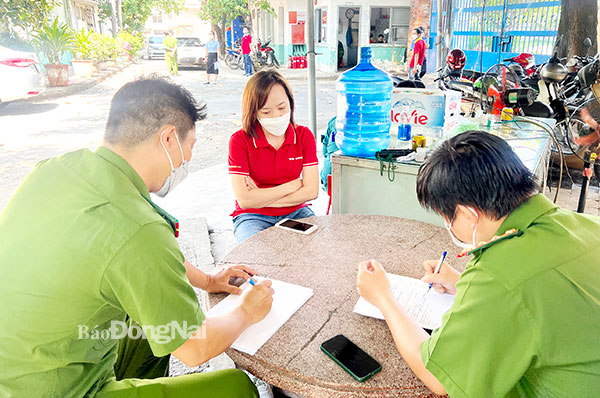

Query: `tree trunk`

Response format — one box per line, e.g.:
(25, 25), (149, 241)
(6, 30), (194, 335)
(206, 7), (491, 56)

(110, 0), (117, 37)
(213, 22), (226, 58)
(116, 0), (123, 31)
(557, 0), (597, 58)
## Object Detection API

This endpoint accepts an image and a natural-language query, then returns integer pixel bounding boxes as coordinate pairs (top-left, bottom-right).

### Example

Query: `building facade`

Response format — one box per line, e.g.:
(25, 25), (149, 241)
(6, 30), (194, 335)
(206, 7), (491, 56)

(253, 0), (432, 72)
(53, 0), (107, 34)
(144, 0), (211, 41)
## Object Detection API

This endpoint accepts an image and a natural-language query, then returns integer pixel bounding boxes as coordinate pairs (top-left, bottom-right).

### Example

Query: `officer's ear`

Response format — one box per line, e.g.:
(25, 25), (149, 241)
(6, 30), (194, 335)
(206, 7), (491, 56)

(157, 125), (178, 151)
(456, 205), (480, 226)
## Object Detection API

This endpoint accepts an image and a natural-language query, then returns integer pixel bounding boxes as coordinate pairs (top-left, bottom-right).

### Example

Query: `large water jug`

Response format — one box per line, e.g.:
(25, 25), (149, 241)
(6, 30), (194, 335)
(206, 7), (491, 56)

(335, 47), (393, 158)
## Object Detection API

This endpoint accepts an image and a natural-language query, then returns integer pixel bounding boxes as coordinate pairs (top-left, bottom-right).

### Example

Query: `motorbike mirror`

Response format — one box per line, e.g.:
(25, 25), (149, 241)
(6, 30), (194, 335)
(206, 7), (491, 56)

(551, 34), (563, 60)
(584, 38), (594, 57)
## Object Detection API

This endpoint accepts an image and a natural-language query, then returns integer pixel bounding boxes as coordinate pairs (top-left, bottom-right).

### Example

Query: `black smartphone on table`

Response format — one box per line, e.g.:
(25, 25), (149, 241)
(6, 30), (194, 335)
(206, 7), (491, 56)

(321, 334), (382, 382)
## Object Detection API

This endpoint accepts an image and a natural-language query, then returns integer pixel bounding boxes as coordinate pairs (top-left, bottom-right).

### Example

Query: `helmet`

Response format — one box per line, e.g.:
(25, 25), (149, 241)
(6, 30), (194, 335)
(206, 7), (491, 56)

(446, 49), (466, 70)
(541, 61), (568, 83)
(508, 63), (525, 77)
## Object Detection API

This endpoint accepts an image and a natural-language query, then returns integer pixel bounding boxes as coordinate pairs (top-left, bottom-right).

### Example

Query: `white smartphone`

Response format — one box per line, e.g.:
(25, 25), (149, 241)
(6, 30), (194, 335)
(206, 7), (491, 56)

(275, 218), (318, 235)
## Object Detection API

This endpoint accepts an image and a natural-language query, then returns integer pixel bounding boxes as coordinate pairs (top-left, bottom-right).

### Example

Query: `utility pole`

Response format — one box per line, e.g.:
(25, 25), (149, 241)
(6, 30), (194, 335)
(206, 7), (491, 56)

(436, 0), (444, 71)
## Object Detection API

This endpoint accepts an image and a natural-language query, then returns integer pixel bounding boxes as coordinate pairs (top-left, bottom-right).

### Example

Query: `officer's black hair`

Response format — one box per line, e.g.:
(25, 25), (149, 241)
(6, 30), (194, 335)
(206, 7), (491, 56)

(104, 76), (207, 147)
(416, 131), (538, 221)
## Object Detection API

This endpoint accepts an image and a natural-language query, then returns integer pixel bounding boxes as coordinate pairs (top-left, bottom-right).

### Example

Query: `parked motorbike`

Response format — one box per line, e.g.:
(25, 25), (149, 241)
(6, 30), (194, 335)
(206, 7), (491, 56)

(252, 39), (279, 70)
(225, 38), (244, 70)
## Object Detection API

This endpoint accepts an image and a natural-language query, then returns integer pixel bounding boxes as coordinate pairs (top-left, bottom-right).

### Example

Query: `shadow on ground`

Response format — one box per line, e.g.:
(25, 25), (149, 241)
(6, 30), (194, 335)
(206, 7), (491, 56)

(0, 102), (60, 117)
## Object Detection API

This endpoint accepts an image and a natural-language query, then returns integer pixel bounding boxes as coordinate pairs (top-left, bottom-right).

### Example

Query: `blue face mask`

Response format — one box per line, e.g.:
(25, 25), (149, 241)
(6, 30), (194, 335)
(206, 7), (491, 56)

(444, 206), (479, 249)
(155, 131), (189, 198)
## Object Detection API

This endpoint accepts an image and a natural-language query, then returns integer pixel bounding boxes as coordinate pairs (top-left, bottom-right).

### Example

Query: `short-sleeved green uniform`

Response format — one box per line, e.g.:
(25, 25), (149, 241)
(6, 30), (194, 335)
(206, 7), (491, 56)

(163, 36), (178, 76)
(421, 194), (600, 397)
(0, 148), (208, 396)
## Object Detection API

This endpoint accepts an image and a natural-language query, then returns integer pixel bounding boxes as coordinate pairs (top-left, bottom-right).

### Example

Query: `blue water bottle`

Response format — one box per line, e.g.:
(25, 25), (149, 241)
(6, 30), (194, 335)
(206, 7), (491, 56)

(335, 47), (393, 158)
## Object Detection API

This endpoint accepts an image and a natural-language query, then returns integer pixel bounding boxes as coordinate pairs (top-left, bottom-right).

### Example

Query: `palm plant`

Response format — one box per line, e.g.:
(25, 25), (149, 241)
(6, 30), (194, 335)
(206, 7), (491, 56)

(34, 18), (74, 65)
(73, 28), (93, 60)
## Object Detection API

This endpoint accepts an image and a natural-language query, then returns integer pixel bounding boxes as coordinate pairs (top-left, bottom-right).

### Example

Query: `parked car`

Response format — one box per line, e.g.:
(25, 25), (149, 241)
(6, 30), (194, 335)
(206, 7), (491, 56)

(143, 35), (165, 59)
(176, 37), (207, 69)
(0, 45), (45, 106)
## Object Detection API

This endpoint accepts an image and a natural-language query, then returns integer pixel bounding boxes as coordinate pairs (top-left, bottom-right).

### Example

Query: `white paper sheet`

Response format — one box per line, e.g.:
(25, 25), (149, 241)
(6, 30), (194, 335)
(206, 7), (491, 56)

(207, 277), (313, 355)
(353, 273), (454, 330)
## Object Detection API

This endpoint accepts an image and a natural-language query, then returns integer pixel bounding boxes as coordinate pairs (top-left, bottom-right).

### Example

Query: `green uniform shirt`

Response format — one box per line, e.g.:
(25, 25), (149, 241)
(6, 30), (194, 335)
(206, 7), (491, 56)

(163, 36), (178, 58)
(421, 194), (600, 397)
(0, 147), (205, 397)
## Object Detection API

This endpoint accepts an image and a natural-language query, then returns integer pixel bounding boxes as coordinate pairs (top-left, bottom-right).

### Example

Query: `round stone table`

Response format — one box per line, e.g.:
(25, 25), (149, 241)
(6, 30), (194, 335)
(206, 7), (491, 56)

(209, 215), (468, 398)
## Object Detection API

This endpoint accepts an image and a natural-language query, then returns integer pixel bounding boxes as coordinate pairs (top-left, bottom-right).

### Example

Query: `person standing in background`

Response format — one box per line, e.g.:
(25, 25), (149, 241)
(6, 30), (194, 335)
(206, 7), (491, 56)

(418, 26), (429, 79)
(163, 31), (178, 76)
(205, 31), (220, 85)
(408, 27), (425, 80)
(242, 27), (253, 76)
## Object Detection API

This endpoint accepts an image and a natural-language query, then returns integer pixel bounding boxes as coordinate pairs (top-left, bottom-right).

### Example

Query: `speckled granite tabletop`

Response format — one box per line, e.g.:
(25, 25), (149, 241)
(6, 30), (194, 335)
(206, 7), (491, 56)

(209, 215), (468, 398)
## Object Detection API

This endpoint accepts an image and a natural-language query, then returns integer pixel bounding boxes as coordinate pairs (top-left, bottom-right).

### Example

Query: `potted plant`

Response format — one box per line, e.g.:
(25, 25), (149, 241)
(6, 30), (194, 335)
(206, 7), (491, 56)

(72, 28), (94, 77)
(34, 18), (74, 87)
(89, 33), (115, 70)
(117, 31), (144, 62)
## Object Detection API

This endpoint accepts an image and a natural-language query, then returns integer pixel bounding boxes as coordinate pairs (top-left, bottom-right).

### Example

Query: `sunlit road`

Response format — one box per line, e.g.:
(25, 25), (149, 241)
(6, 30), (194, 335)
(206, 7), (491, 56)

(0, 60), (337, 210)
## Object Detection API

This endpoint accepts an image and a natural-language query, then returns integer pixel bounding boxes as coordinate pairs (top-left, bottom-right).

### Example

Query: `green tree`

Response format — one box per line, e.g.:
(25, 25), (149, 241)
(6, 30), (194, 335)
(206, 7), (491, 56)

(0, 0), (61, 45)
(199, 0), (273, 57)
(98, 0), (185, 34)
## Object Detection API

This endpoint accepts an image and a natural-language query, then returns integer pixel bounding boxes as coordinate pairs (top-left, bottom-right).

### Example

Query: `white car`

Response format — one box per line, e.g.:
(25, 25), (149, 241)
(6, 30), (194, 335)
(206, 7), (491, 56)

(143, 35), (165, 59)
(0, 45), (45, 106)
(176, 37), (207, 69)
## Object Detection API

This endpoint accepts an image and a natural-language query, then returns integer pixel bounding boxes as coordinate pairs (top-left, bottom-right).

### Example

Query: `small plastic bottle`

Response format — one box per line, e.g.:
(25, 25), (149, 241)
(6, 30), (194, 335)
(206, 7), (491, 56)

(396, 106), (412, 149)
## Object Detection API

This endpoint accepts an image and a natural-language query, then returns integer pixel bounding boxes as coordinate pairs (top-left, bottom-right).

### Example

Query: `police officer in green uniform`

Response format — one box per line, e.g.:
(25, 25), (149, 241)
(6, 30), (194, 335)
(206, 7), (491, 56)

(357, 131), (600, 397)
(0, 77), (274, 397)
(164, 31), (178, 76)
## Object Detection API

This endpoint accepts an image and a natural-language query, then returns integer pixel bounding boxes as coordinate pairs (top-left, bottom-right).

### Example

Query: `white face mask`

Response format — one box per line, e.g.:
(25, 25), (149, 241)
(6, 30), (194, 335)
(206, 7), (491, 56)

(444, 206), (479, 249)
(258, 112), (290, 136)
(155, 131), (189, 197)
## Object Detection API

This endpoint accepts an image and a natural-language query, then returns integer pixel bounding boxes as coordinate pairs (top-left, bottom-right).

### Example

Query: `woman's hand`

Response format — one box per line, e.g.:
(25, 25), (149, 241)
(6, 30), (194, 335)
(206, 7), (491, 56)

(206, 264), (257, 294)
(245, 176), (259, 191)
(356, 260), (395, 309)
(420, 260), (461, 295)
(244, 176), (301, 194)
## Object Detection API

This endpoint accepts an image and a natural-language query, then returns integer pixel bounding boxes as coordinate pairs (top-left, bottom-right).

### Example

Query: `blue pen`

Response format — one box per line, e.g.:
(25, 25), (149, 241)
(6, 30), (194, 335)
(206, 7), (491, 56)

(428, 251), (447, 291)
(248, 277), (257, 286)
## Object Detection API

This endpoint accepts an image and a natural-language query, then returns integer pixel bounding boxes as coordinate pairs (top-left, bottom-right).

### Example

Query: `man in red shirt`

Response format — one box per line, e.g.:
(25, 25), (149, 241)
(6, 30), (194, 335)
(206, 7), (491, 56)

(408, 27), (426, 80)
(242, 27), (253, 76)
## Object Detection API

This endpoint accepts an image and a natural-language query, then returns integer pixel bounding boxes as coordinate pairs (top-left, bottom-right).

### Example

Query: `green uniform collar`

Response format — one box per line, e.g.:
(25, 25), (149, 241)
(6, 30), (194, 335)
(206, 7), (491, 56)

(95, 146), (180, 237)
(95, 146), (150, 199)
(459, 194), (556, 258)
(497, 194), (557, 234)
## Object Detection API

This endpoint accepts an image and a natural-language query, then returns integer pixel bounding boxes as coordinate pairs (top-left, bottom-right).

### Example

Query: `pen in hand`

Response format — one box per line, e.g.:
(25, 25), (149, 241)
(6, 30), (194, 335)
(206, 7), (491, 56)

(427, 251), (448, 292)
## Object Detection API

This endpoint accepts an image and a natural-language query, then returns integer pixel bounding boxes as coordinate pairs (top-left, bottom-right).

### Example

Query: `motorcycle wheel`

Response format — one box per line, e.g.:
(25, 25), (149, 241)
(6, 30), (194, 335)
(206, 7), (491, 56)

(237, 55), (244, 69)
(272, 55), (280, 69)
(225, 54), (239, 70)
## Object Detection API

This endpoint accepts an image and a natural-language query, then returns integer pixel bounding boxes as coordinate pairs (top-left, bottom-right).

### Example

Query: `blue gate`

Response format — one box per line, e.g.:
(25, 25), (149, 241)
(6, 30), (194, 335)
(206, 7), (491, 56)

(430, 0), (561, 72)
